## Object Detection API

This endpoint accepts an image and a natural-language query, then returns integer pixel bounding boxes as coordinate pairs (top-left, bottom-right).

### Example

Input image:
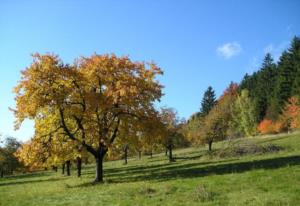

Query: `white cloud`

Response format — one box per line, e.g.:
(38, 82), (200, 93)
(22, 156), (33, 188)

(217, 42), (242, 59)
(263, 41), (289, 62)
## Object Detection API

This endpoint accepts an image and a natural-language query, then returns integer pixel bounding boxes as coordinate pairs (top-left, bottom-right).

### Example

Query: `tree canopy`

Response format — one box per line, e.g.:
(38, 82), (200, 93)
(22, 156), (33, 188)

(13, 53), (163, 182)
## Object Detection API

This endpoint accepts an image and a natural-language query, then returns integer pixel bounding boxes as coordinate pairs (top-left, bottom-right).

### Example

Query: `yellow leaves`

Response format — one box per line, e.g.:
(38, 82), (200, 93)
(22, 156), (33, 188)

(119, 88), (126, 97)
(13, 52), (164, 166)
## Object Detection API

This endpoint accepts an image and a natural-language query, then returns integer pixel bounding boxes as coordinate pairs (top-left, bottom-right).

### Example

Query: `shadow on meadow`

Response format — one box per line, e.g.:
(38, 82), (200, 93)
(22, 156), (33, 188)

(0, 176), (63, 187)
(77, 155), (300, 187)
(0, 171), (52, 180)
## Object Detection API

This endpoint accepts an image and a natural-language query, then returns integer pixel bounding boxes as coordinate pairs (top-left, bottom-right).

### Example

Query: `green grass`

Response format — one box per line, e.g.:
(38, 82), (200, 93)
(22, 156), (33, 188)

(1, 133), (300, 206)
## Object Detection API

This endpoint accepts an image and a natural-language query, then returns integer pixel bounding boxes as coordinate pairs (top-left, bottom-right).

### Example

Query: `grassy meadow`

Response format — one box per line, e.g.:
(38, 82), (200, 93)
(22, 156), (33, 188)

(1, 133), (300, 206)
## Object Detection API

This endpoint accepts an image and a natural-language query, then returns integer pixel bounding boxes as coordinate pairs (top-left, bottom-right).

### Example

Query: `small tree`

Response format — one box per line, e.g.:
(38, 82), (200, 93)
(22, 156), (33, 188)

(200, 86), (216, 117)
(159, 108), (182, 162)
(200, 104), (227, 151)
(231, 89), (257, 137)
(0, 137), (21, 176)
(281, 96), (300, 130)
(200, 83), (238, 151)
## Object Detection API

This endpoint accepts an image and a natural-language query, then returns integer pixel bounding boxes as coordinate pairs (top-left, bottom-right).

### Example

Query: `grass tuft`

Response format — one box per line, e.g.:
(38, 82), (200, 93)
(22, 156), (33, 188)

(194, 184), (216, 202)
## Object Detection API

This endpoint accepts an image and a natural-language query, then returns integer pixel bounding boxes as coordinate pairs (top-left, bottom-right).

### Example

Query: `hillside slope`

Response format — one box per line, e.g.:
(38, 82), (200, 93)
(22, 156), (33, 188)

(1, 133), (300, 206)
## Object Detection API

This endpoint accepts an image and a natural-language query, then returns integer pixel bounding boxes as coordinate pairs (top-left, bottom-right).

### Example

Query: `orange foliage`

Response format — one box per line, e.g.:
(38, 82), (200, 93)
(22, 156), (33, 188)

(282, 96), (300, 129)
(257, 119), (277, 134)
(219, 82), (239, 102)
(258, 96), (300, 135)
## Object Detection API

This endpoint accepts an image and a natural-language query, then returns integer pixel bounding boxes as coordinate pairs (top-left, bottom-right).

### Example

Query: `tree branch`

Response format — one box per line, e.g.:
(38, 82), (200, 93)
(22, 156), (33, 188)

(109, 118), (121, 145)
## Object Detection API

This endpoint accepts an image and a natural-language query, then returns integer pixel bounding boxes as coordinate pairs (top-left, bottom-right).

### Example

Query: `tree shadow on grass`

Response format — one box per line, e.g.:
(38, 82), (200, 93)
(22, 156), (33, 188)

(0, 177), (63, 187)
(174, 154), (203, 160)
(82, 158), (240, 180)
(91, 155), (300, 185)
(0, 171), (52, 181)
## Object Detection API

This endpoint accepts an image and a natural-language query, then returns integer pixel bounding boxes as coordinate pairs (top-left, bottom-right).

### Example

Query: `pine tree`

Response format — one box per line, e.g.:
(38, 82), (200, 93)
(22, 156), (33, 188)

(200, 86), (216, 117)
(274, 37), (300, 113)
(255, 53), (278, 120)
(290, 37), (300, 96)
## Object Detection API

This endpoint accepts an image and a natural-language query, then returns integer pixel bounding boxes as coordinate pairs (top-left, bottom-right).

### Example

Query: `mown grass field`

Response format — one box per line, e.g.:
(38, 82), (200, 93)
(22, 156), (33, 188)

(1, 133), (300, 206)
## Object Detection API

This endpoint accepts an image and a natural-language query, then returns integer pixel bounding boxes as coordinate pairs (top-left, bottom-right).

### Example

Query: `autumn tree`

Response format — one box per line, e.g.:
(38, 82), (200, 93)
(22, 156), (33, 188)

(13, 53), (163, 183)
(133, 119), (169, 159)
(15, 139), (49, 171)
(231, 89), (257, 137)
(181, 113), (204, 145)
(278, 96), (300, 132)
(159, 108), (182, 162)
(257, 96), (300, 135)
(19, 109), (86, 176)
(200, 83), (238, 151)
(257, 119), (278, 134)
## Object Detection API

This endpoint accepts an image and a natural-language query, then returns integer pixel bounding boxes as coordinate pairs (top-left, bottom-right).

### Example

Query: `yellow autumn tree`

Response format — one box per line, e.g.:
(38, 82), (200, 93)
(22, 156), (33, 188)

(13, 53), (163, 182)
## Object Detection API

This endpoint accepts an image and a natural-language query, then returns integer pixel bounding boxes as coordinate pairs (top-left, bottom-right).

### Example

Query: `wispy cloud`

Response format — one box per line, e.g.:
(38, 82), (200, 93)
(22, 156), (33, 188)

(217, 42), (242, 59)
(263, 41), (289, 62)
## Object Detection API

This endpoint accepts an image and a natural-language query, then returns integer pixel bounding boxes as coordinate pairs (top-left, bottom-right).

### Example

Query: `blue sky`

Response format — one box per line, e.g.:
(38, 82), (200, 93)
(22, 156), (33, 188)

(0, 0), (299, 142)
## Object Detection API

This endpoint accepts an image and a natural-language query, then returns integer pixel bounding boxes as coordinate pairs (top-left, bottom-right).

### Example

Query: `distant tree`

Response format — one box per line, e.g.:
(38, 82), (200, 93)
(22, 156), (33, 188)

(15, 139), (50, 171)
(231, 89), (257, 137)
(159, 108), (181, 162)
(201, 103), (227, 151)
(275, 51), (295, 111)
(181, 113), (203, 145)
(200, 86), (216, 117)
(275, 37), (300, 115)
(279, 96), (300, 131)
(239, 55), (277, 121)
(257, 119), (278, 134)
(0, 137), (21, 177)
(200, 83), (238, 151)
(0, 141), (5, 177)
(289, 37), (300, 96)
(256, 53), (278, 120)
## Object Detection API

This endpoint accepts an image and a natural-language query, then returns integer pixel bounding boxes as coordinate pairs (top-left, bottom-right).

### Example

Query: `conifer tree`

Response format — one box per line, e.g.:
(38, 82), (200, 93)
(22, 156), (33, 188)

(200, 86), (216, 117)
(255, 53), (278, 120)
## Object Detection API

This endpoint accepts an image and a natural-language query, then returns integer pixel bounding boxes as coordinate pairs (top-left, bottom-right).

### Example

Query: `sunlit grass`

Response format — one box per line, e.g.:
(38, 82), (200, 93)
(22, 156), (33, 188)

(1, 133), (300, 206)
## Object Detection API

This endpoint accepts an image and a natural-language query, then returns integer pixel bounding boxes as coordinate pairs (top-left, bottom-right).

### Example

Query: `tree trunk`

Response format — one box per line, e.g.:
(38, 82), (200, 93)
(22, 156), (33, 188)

(76, 157), (82, 177)
(168, 144), (175, 162)
(94, 146), (107, 183)
(66, 160), (71, 176)
(0, 169), (3, 178)
(124, 145), (128, 165)
(62, 163), (65, 175)
(208, 140), (213, 151)
(138, 151), (141, 160)
(52, 166), (58, 172)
